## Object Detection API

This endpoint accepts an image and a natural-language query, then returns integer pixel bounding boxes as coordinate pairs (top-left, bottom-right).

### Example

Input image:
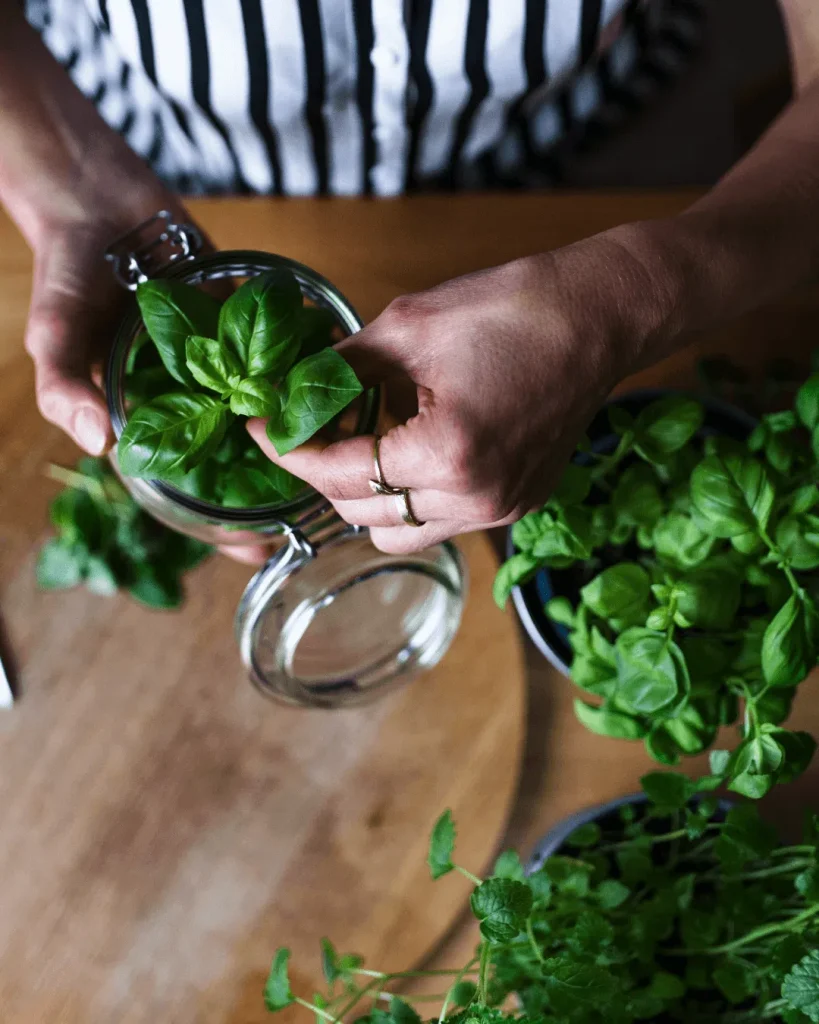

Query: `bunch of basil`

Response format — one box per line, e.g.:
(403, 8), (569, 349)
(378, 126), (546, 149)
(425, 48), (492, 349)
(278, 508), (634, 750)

(119, 270), (362, 507)
(496, 376), (819, 799)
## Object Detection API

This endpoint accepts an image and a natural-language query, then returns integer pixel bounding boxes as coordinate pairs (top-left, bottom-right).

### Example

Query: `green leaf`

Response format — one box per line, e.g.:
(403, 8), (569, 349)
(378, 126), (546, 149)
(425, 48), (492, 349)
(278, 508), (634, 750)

(640, 771), (693, 812)
(768, 727), (817, 784)
(136, 279), (221, 387)
(219, 269), (303, 378)
(615, 628), (686, 714)
(690, 453), (775, 537)
(128, 565), (183, 608)
(633, 395), (703, 463)
(709, 749), (731, 776)
(545, 596), (575, 628)
(778, 515), (819, 571)
(674, 566), (741, 630)
(796, 375), (819, 430)
(653, 511), (713, 569)
(596, 879), (630, 909)
(222, 446), (304, 507)
(125, 365), (178, 408)
(470, 877), (533, 943)
(552, 464), (592, 506)
(574, 699), (647, 740)
(320, 937), (339, 984)
(795, 866), (819, 902)
(783, 950), (819, 1022)
(297, 306), (337, 359)
(84, 555), (119, 596)
(388, 997), (421, 1024)
(729, 771), (775, 799)
(713, 961), (755, 1005)
(612, 465), (664, 527)
(565, 823), (601, 848)
(646, 726), (682, 766)
(492, 850), (525, 881)
(118, 393), (229, 480)
(542, 958), (617, 1012)
(228, 377), (283, 418)
(185, 334), (243, 394)
(427, 810), (456, 880)
(36, 539), (85, 589)
(715, 804), (778, 867)
(264, 948), (295, 1012)
(762, 594), (819, 688)
(493, 552), (539, 609)
(266, 349), (363, 456)
(580, 563), (651, 630)
(648, 971), (686, 1001)
(450, 981), (477, 1008)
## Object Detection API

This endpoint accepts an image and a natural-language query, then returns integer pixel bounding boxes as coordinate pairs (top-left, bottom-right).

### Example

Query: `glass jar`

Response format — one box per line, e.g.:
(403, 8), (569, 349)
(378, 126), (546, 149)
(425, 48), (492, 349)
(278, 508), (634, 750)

(103, 212), (466, 707)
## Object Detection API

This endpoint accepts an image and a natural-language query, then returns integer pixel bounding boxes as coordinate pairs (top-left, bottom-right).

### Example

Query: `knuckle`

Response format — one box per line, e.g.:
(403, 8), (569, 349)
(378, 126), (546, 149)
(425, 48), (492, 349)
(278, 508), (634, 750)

(471, 490), (514, 524)
(382, 293), (425, 332)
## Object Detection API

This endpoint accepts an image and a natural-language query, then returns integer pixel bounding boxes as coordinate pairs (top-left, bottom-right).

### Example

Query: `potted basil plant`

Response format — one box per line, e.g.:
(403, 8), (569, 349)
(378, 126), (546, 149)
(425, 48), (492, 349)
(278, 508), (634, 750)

(263, 773), (819, 1023)
(494, 376), (819, 800)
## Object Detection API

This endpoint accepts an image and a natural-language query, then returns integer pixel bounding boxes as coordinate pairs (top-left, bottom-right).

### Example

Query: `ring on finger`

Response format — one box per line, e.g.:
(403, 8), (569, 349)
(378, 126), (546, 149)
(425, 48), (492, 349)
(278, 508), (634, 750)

(369, 434), (403, 496)
(395, 488), (424, 528)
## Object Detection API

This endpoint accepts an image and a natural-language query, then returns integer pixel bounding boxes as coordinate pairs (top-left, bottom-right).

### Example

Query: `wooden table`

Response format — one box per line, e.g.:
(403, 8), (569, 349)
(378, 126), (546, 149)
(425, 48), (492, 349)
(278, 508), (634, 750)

(2, 192), (819, 1019)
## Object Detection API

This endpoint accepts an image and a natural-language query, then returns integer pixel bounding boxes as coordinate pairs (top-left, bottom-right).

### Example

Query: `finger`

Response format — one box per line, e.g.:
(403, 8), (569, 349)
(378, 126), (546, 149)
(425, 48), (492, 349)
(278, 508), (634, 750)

(217, 543), (273, 565)
(368, 520), (476, 555)
(331, 488), (482, 528)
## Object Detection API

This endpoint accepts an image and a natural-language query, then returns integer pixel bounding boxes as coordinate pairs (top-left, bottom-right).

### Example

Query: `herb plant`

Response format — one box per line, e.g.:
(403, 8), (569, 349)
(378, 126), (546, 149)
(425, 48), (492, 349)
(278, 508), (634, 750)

(263, 777), (819, 1023)
(495, 379), (819, 799)
(37, 458), (211, 608)
(118, 271), (362, 507)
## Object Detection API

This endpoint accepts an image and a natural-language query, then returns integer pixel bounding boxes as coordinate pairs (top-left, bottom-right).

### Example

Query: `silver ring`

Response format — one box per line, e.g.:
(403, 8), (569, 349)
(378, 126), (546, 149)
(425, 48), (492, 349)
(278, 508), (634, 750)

(395, 489), (425, 528)
(369, 435), (403, 496)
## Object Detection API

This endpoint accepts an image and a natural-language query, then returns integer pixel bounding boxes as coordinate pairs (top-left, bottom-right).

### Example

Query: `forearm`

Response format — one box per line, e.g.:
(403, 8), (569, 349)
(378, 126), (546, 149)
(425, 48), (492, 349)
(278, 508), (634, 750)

(600, 79), (819, 371)
(0, 7), (169, 248)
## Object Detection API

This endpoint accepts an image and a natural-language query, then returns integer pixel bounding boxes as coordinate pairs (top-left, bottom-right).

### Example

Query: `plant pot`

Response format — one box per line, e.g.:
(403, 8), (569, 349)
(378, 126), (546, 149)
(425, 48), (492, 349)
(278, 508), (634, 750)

(507, 389), (757, 674)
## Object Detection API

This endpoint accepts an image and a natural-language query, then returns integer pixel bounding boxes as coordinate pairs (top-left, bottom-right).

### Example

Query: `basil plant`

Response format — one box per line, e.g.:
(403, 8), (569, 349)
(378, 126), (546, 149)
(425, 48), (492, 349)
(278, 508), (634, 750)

(496, 378), (819, 799)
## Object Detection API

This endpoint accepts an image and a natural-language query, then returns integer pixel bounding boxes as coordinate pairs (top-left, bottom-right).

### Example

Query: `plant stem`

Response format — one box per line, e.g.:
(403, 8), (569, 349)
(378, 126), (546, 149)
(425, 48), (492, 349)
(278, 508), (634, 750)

(296, 997), (338, 1022)
(526, 919), (545, 964)
(456, 865), (483, 887)
(438, 958), (480, 1023)
(354, 969), (479, 980)
(673, 904), (819, 956)
(476, 943), (492, 1004)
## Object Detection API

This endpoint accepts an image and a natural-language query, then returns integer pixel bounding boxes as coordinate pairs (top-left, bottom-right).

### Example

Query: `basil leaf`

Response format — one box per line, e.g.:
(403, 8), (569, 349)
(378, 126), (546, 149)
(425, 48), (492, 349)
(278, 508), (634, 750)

(219, 269), (303, 378)
(222, 446), (305, 507)
(615, 628), (686, 715)
(36, 539), (85, 589)
(674, 566), (741, 630)
(136, 280), (221, 387)
(118, 393), (229, 480)
(264, 948), (295, 1012)
(185, 335), (243, 394)
(633, 396), (703, 464)
(653, 511), (713, 569)
(612, 465), (664, 528)
(265, 349), (363, 456)
(427, 809), (456, 880)
(762, 594), (819, 688)
(777, 515), (819, 571)
(125, 366), (178, 408)
(580, 564), (651, 630)
(795, 374), (819, 430)
(128, 565), (183, 608)
(228, 377), (283, 418)
(297, 306), (337, 359)
(690, 453), (775, 537)
(574, 699), (647, 740)
(493, 552), (539, 609)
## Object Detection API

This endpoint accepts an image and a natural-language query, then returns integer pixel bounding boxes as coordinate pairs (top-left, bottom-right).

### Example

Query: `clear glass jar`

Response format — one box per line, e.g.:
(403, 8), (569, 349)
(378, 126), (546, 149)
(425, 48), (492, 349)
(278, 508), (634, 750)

(103, 213), (466, 707)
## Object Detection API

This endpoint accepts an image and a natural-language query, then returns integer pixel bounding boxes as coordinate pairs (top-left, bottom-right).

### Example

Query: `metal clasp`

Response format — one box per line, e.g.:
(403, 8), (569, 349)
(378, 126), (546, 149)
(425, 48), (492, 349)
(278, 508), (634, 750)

(104, 209), (203, 290)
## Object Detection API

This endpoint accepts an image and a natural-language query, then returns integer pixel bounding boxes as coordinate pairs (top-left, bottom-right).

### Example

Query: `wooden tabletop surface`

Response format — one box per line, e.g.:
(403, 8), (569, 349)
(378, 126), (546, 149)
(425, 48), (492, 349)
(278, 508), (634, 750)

(2, 191), (819, 1018)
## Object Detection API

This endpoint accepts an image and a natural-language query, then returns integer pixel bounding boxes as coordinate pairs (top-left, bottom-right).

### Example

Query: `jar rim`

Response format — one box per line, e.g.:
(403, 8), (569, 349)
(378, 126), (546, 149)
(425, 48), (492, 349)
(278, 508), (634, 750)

(105, 249), (379, 526)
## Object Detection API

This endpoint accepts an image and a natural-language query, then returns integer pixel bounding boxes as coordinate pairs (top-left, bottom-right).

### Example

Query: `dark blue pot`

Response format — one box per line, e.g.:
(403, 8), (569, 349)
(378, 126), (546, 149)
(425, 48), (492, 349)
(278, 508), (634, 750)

(507, 389), (757, 676)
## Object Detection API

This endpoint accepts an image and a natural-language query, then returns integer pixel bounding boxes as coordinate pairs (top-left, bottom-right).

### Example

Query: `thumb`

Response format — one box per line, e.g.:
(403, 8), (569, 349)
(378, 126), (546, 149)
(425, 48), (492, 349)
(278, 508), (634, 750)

(25, 278), (116, 456)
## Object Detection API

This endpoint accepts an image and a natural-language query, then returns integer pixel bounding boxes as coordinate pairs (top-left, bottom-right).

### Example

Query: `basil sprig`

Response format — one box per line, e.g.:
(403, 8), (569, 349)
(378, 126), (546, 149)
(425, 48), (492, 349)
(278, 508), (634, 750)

(496, 384), (819, 798)
(118, 271), (362, 507)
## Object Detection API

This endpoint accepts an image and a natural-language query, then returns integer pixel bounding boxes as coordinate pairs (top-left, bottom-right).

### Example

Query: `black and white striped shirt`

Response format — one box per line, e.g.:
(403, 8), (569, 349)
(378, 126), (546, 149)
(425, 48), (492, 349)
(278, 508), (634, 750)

(24, 0), (703, 196)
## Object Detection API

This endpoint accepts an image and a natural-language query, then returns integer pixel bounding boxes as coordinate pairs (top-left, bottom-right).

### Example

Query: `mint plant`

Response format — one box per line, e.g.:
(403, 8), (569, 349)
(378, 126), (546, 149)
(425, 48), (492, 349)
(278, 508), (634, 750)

(37, 457), (211, 607)
(495, 382), (819, 798)
(118, 271), (362, 506)
(263, 779), (819, 1023)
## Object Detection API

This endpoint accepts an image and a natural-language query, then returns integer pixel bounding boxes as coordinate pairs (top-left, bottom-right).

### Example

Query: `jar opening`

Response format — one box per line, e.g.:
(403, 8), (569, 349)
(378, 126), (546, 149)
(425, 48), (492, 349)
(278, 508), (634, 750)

(105, 250), (379, 528)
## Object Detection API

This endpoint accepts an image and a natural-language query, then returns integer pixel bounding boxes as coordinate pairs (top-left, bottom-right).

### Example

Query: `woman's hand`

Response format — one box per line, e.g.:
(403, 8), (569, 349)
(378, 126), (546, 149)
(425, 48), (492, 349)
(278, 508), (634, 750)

(249, 225), (683, 554)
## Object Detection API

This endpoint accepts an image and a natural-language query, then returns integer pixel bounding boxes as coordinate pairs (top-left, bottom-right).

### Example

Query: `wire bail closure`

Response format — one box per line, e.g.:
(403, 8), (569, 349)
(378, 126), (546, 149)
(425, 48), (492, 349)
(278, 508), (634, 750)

(104, 209), (203, 291)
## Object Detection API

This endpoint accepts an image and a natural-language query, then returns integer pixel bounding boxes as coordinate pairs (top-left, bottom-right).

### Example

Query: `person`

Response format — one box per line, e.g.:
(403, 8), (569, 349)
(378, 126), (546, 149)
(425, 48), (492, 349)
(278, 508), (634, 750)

(3, 1), (818, 561)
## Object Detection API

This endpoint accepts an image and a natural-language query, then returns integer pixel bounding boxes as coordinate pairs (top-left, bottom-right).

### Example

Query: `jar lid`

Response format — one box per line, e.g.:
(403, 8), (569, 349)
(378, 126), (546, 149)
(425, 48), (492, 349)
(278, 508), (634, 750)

(234, 520), (466, 708)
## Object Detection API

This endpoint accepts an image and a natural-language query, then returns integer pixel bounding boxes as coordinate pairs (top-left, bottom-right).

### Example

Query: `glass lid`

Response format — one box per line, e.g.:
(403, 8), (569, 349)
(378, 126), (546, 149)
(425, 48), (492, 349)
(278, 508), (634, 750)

(235, 519), (466, 708)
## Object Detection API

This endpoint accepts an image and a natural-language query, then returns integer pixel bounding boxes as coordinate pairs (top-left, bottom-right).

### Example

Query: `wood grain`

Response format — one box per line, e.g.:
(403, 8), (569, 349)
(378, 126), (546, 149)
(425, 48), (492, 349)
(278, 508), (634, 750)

(0, 203), (528, 1024)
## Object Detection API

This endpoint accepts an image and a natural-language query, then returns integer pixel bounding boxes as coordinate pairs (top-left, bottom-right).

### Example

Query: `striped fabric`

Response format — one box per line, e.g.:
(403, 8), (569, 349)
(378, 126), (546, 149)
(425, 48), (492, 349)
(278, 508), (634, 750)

(24, 0), (704, 196)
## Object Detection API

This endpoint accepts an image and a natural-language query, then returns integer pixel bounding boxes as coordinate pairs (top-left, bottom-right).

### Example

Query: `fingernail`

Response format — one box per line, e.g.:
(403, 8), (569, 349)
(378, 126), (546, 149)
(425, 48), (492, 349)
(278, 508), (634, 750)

(74, 408), (107, 455)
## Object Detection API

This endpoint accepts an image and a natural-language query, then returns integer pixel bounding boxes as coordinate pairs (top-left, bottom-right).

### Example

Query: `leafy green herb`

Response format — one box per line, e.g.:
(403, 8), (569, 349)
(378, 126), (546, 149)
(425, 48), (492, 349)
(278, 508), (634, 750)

(428, 809), (456, 880)
(37, 458), (211, 608)
(496, 385), (819, 797)
(265, 785), (819, 1024)
(120, 274), (362, 507)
